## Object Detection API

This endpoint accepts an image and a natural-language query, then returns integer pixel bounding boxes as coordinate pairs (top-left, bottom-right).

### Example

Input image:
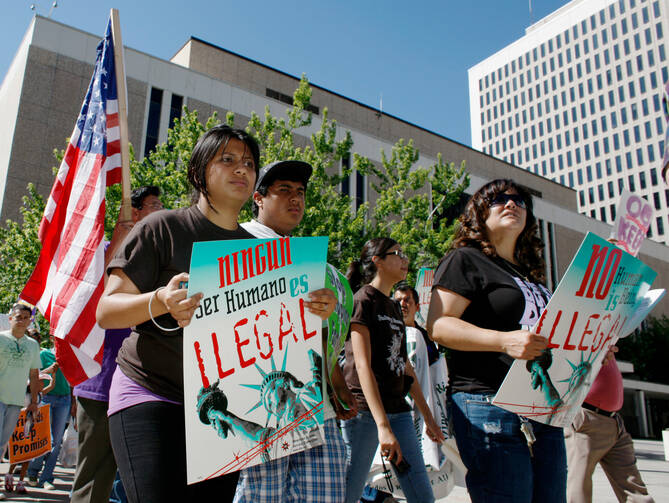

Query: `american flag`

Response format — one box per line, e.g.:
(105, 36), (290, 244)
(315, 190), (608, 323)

(20, 18), (123, 386)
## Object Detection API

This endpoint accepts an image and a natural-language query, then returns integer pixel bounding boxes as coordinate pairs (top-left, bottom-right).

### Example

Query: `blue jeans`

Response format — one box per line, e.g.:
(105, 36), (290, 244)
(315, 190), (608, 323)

(450, 392), (567, 503)
(340, 410), (434, 503)
(28, 393), (71, 484)
(0, 401), (22, 454)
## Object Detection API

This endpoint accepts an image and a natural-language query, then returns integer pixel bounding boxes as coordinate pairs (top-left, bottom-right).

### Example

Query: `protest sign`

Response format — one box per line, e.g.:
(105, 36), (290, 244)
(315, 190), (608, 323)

(324, 263), (353, 374)
(493, 232), (662, 427)
(183, 236), (328, 483)
(8, 404), (51, 464)
(415, 267), (435, 325)
(609, 190), (653, 256)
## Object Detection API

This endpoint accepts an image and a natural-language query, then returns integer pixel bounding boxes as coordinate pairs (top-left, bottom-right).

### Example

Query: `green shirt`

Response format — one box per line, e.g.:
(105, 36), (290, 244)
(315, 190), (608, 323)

(40, 349), (70, 396)
(0, 330), (41, 406)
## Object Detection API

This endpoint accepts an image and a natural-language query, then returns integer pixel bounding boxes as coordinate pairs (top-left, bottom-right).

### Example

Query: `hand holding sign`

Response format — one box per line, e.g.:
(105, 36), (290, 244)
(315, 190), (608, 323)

(155, 272), (203, 328)
(501, 330), (548, 360)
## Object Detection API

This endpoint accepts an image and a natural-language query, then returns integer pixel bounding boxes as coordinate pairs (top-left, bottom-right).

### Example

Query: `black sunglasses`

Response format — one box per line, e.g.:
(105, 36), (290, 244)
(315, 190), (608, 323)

(381, 249), (408, 260)
(490, 193), (527, 209)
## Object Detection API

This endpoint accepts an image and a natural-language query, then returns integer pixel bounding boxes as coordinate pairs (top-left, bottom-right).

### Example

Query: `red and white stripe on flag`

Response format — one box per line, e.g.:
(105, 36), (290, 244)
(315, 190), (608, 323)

(20, 18), (123, 386)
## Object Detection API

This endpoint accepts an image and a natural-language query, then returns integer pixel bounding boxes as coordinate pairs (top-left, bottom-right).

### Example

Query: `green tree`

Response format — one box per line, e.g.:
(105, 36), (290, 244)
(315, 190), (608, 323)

(617, 315), (669, 384)
(0, 184), (49, 332)
(241, 76), (469, 282)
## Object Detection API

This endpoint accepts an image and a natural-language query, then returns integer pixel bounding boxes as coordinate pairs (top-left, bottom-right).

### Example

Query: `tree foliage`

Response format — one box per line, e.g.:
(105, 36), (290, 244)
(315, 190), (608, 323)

(617, 315), (669, 384)
(1, 77), (468, 318)
(0, 184), (49, 331)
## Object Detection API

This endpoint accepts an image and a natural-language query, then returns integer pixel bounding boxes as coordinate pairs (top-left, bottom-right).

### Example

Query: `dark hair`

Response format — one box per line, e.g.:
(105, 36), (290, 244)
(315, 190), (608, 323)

(187, 125), (260, 210)
(453, 179), (545, 283)
(394, 282), (419, 305)
(252, 176), (308, 218)
(10, 303), (31, 316)
(345, 237), (398, 292)
(131, 186), (161, 209)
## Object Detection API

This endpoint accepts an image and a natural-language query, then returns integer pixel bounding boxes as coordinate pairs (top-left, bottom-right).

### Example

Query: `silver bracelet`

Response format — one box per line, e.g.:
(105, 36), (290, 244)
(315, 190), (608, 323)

(148, 286), (180, 332)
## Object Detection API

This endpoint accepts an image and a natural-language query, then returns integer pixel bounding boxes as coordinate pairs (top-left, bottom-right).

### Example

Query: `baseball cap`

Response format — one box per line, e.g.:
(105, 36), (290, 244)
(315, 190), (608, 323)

(255, 160), (313, 191)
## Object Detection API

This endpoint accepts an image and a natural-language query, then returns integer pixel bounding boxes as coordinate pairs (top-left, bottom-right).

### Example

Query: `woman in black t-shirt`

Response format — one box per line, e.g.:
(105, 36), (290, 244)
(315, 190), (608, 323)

(426, 179), (566, 503)
(96, 125), (260, 502)
(341, 237), (444, 503)
(97, 126), (334, 503)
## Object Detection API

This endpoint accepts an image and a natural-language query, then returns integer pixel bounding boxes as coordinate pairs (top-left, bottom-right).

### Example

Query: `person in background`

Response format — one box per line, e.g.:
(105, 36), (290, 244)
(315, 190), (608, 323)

(341, 238), (444, 503)
(0, 304), (40, 501)
(70, 186), (163, 503)
(427, 179), (564, 502)
(394, 284), (440, 369)
(26, 336), (72, 490)
(361, 284), (442, 503)
(236, 159), (351, 503)
(5, 327), (47, 496)
(565, 348), (655, 502)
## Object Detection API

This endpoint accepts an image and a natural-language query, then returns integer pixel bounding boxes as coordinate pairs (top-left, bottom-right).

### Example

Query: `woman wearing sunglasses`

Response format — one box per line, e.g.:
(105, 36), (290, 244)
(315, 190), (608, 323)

(341, 238), (444, 503)
(427, 179), (566, 502)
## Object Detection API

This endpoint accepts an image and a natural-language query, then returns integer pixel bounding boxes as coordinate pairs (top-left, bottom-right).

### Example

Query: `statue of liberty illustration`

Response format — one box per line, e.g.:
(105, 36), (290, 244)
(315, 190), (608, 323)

(196, 348), (324, 463)
(526, 347), (602, 425)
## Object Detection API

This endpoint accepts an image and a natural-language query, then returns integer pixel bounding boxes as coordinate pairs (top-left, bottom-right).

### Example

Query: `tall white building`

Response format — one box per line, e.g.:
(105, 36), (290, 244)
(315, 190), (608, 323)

(469, 0), (669, 244)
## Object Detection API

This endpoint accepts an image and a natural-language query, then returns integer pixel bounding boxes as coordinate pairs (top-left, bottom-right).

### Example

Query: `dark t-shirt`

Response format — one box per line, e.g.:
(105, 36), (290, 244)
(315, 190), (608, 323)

(108, 205), (254, 402)
(433, 246), (550, 395)
(343, 285), (411, 413)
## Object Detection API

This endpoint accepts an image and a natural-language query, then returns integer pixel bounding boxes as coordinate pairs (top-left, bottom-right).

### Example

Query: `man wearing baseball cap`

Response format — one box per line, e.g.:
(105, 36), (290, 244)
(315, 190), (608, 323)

(238, 160), (357, 503)
(241, 160), (313, 238)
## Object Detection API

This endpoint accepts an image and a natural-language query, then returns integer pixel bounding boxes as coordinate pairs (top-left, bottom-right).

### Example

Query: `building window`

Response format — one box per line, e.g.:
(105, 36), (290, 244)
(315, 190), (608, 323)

(144, 87), (163, 157)
(168, 93), (183, 129)
(266, 88), (319, 115)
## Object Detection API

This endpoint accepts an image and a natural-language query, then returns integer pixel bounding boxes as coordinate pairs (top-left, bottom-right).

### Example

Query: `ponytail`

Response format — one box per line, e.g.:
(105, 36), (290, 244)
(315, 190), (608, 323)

(345, 259), (364, 293)
(346, 237), (398, 293)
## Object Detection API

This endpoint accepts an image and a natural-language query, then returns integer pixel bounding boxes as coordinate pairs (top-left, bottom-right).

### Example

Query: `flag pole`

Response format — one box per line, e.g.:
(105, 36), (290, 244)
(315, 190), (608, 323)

(110, 8), (132, 221)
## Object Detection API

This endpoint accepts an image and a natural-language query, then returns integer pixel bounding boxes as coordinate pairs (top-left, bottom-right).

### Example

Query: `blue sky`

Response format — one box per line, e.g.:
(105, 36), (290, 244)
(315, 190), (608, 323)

(1, 0), (571, 146)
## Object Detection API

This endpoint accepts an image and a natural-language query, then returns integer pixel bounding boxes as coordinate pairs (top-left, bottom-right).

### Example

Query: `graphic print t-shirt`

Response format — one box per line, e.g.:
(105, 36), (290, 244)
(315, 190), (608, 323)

(433, 247), (550, 395)
(343, 285), (411, 413)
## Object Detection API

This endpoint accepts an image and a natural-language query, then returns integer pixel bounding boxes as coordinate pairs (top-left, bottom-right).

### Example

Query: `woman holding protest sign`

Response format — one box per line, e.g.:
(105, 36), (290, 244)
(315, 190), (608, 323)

(96, 125), (259, 502)
(98, 125), (335, 503)
(426, 179), (565, 502)
(341, 237), (444, 503)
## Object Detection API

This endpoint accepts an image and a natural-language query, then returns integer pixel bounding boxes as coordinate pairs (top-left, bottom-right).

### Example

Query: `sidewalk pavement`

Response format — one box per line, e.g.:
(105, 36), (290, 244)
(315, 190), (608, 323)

(439, 439), (669, 502)
(0, 462), (73, 502)
(1, 439), (668, 502)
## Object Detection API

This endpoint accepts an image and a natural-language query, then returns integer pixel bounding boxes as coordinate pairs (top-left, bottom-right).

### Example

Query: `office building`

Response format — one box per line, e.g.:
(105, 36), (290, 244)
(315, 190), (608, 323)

(469, 0), (669, 244)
